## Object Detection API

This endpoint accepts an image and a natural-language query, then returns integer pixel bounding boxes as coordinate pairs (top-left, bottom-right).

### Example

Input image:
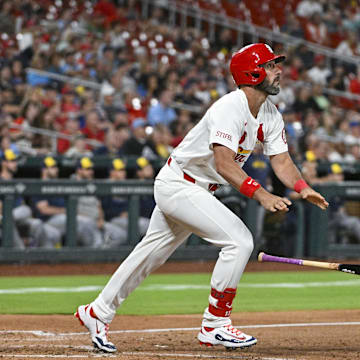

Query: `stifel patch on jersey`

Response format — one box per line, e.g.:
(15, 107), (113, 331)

(215, 131), (232, 141)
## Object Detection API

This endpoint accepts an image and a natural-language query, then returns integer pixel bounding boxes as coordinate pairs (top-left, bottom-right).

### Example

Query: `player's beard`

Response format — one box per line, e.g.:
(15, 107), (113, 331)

(255, 76), (280, 95)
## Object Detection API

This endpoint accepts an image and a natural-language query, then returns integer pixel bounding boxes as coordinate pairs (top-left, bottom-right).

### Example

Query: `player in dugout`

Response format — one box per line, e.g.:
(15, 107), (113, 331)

(75, 43), (329, 352)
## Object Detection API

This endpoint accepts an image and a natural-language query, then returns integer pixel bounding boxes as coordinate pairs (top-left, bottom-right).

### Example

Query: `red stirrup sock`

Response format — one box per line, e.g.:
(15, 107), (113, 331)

(208, 288), (237, 317)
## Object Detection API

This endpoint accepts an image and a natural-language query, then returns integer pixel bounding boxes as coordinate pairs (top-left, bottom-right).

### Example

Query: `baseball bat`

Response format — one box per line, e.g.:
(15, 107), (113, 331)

(258, 252), (360, 275)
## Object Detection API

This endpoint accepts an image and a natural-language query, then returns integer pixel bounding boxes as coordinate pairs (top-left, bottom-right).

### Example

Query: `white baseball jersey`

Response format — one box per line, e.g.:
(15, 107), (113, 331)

(171, 88), (288, 185)
(92, 88), (288, 330)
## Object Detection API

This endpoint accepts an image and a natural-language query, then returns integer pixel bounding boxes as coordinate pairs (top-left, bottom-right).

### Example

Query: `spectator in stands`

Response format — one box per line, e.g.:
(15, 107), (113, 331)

(296, 0), (323, 18)
(11, 59), (25, 85)
(302, 110), (321, 142)
(214, 28), (234, 55)
(292, 86), (320, 114)
(98, 82), (119, 122)
(73, 157), (126, 247)
(322, 3), (342, 40)
(348, 143), (360, 164)
(123, 117), (153, 157)
(334, 118), (350, 143)
(0, 66), (13, 89)
(280, 13), (305, 39)
(0, 1), (15, 34)
(327, 64), (346, 91)
(137, 72), (161, 101)
(294, 44), (314, 70)
(81, 110), (107, 149)
(175, 78), (206, 108)
(10, 100), (43, 153)
(304, 12), (329, 46)
(93, 124), (130, 157)
(112, 110), (129, 127)
(336, 31), (360, 57)
(328, 138), (355, 164)
(123, 89), (147, 124)
(93, 0), (119, 28)
(57, 117), (82, 154)
(0, 150), (51, 248)
(162, 69), (181, 94)
(1, 84), (20, 116)
(306, 54), (332, 86)
(65, 134), (93, 158)
(349, 65), (360, 95)
(27, 54), (50, 87)
(32, 107), (58, 155)
(147, 89), (177, 126)
(344, 119), (360, 146)
(314, 112), (336, 139)
(145, 124), (174, 161)
(61, 88), (81, 114)
(343, 4), (360, 33)
(311, 84), (330, 112)
(59, 50), (79, 76)
(32, 156), (97, 247)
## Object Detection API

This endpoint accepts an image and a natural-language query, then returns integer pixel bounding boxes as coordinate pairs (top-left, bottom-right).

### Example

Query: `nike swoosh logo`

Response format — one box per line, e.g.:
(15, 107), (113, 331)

(215, 334), (246, 343)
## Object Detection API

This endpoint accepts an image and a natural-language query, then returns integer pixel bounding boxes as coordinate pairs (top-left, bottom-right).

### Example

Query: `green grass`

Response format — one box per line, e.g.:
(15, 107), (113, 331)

(0, 271), (359, 315)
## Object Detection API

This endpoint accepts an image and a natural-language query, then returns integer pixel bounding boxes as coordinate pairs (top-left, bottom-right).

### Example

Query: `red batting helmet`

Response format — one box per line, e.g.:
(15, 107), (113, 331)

(230, 43), (285, 86)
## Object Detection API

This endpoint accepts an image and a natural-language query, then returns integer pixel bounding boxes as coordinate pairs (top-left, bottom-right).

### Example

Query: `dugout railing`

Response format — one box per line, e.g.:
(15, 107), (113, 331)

(0, 180), (358, 263)
(0, 179), (305, 264)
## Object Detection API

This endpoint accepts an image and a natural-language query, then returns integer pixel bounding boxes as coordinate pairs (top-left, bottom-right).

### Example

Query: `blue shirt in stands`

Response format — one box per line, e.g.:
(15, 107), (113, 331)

(147, 103), (176, 126)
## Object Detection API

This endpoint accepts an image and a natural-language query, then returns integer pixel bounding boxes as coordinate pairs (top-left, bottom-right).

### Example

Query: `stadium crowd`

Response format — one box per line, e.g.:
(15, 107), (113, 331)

(0, 0), (360, 248)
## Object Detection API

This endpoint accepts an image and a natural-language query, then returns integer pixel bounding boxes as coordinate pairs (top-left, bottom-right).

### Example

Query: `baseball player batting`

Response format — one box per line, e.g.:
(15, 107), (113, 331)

(75, 43), (329, 352)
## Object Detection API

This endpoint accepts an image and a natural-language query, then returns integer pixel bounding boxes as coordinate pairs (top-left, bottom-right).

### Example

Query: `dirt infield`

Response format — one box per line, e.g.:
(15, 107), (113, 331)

(1, 261), (359, 359)
(1, 310), (360, 359)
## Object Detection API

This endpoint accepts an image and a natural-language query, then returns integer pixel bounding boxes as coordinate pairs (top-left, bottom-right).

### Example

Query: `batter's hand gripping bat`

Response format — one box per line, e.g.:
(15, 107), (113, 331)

(258, 252), (360, 275)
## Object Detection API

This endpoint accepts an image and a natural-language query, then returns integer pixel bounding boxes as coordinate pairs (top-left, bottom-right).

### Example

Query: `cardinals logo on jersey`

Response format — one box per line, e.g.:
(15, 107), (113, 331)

(239, 131), (247, 144)
(235, 132), (250, 163)
(257, 124), (264, 143)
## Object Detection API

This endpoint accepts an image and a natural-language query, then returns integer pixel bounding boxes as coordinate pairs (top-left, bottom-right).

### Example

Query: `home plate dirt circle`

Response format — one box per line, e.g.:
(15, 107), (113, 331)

(1, 310), (360, 360)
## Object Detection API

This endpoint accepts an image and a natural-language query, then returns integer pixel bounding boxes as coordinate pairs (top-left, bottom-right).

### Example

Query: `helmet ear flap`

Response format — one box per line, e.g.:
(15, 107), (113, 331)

(249, 67), (266, 85)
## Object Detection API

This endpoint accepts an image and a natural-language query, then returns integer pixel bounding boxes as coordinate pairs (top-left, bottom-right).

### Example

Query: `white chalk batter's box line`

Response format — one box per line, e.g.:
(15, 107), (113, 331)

(1, 321), (360, 339)
(0, 351), (296, 360)
(0, 345), (297, 359)
(0, 345), (296, 359)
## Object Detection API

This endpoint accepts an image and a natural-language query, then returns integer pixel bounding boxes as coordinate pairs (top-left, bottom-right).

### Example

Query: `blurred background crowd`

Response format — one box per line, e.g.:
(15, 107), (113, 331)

(0, 0), (360, 250)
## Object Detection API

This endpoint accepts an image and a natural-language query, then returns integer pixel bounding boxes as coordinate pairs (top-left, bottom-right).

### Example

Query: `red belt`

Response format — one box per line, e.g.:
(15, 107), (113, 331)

(167, 157), (220, 192)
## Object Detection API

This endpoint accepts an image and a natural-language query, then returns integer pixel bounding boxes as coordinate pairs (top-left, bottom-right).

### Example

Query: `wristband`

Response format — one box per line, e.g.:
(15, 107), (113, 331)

(294, 179), (309, 193)
(239, 176), (261, 198)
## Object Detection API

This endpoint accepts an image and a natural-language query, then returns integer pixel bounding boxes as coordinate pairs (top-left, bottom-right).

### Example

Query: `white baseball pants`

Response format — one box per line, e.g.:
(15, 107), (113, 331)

(92, 163), (254, 327)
